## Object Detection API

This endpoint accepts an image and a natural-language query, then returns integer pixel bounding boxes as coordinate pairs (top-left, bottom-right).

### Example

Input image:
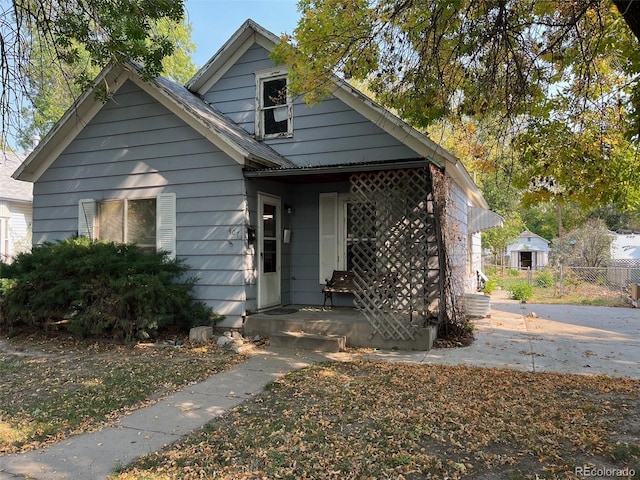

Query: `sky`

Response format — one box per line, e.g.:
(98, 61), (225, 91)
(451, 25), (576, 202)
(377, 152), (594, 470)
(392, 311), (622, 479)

(184, 0), (302, 68)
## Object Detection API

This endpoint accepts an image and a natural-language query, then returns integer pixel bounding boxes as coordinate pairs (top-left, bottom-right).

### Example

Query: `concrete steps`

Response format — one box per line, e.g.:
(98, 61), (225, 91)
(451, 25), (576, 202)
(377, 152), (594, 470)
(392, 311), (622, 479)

(269, 331), (346, 353)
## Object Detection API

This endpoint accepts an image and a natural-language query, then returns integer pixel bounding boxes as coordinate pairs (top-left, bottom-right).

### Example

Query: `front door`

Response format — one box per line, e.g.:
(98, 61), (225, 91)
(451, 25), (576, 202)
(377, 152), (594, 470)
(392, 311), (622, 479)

(257, 193), (281, 309)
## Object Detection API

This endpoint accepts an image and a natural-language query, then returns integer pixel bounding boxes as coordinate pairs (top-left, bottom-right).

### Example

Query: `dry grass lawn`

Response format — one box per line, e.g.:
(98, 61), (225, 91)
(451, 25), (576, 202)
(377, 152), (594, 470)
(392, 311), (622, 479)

(115, 361), (640, 480)
(0, 333), (245, 454)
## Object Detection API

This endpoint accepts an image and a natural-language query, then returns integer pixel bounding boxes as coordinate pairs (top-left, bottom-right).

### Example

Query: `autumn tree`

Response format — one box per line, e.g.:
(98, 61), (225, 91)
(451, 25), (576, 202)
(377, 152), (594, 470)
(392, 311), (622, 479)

(551, 218), (613, 267)
(274, 0), (640, 211)
(482, 215), (524, 267)
(0, 0), (185, 148)
(17, 16), (197, 151)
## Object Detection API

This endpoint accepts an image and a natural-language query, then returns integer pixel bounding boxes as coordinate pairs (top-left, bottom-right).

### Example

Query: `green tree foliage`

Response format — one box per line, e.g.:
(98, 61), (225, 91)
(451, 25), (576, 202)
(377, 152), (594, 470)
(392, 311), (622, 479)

(17, 15), (196, 150)
(0, 0), (185, 148)
(275, 0), (640, 211)
(0, 238), (214, 340)
(482, 214), (524, 263)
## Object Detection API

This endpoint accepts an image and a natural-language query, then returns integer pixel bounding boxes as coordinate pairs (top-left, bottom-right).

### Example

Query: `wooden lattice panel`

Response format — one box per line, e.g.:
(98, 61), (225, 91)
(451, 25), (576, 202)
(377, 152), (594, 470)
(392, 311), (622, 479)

(349, 168), (439, 341)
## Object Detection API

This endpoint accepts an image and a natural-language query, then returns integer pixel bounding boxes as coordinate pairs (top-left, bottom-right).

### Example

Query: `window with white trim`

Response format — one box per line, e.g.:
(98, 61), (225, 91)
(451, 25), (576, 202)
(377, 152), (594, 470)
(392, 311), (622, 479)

(97, 198), (156, 251)
(0, 217), (9, 262)
(256, 70), (292, 139)
(78, 193), (176, 259)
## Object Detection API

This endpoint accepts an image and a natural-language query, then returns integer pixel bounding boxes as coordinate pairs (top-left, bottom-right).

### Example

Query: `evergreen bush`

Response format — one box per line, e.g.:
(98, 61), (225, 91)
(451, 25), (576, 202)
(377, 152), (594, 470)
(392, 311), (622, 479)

(0, 238), (216, 340)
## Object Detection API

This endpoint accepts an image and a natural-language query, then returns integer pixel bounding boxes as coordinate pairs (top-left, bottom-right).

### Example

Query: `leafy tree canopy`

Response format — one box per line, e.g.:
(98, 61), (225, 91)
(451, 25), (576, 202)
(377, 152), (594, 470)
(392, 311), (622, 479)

(274, 0), (640, 211)
(0, 0), (186, 148)
(17, 16), (197, 150)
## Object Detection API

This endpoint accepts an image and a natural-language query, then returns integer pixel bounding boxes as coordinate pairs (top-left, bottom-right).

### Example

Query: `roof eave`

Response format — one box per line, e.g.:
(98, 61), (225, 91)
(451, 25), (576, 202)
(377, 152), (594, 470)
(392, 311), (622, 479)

(186, 19), (280, 94)
(13, 64), (126, 183)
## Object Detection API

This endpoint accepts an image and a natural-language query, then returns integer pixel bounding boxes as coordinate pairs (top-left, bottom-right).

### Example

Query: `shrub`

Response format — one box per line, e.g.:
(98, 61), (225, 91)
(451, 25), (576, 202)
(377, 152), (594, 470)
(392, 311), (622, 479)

(483, 277), (498, 294)
(0, 238), (216, 340)
(534, 271), (554, 288)
(508, 268), (520, 277)
(508, 282), (534, 301)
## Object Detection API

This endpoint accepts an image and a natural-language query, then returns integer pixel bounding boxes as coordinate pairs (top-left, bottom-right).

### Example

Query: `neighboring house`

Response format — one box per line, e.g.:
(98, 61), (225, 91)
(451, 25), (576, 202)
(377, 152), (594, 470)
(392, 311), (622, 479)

(610, 231), (640, 263)
(13, 20), (502, 345)
(506, 231), (550, 270)
(0, 152), (32, 262)
(609, 231), (640, 288)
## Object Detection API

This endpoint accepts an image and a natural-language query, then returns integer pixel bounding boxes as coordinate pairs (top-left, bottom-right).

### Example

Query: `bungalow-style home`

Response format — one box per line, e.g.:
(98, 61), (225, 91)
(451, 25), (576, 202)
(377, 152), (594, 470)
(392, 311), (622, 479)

(13, 20), (502, 348)
(0, 152), (32, 262)
(506, 231), (550, 270)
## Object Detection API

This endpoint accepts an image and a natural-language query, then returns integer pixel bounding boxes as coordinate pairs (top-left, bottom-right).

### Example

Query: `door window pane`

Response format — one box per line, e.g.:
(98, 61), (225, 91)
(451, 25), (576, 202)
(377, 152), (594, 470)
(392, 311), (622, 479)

(263, 239), (277, 273)
(263, 204), (276, 238)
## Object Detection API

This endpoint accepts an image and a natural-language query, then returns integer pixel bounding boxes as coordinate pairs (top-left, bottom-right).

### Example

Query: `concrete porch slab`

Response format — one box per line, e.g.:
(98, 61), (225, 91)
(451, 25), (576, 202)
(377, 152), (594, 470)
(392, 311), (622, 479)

(244, 305), (437, 351)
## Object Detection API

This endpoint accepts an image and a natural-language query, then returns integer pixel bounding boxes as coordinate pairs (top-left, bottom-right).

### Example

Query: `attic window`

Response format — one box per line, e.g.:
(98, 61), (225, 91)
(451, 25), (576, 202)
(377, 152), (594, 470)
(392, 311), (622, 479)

(256, 70), (292, 139)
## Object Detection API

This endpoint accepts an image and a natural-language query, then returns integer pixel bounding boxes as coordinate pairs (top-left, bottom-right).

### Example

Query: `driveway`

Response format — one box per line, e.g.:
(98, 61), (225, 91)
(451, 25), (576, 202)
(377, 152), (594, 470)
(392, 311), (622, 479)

(366, 291), (640, 378)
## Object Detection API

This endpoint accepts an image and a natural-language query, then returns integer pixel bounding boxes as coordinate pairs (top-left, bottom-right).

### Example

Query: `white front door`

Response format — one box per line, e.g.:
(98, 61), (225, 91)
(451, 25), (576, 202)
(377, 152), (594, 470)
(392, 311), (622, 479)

(257, 193), (281, 309)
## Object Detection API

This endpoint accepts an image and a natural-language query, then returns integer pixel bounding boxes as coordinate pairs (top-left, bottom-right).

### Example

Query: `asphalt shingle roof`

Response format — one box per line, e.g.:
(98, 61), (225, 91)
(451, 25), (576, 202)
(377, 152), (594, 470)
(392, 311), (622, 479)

(0, 152), (32, 202)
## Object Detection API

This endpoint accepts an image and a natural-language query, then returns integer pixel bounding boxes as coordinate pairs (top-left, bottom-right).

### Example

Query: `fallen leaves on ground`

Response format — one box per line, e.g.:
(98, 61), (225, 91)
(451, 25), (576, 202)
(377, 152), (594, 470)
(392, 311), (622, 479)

(0, 333), (244, 454)
(118, 361), (640, 480)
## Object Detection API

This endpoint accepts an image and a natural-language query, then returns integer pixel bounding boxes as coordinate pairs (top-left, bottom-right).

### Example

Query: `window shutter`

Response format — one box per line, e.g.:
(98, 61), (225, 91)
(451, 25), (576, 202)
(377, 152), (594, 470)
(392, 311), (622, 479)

(157, 193), (176, 260)
(78, 199), (96, 239)
(319, 192), (338, 283)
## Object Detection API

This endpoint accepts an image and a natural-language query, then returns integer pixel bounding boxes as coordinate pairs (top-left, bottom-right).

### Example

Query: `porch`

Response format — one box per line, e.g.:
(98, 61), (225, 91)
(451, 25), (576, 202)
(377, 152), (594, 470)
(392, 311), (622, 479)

(244, 305), (438, 351)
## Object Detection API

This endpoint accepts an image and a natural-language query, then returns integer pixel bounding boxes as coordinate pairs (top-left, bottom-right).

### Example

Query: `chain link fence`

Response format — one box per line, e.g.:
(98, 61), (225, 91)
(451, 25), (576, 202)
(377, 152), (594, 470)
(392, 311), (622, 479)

(485, 262), (640, 303)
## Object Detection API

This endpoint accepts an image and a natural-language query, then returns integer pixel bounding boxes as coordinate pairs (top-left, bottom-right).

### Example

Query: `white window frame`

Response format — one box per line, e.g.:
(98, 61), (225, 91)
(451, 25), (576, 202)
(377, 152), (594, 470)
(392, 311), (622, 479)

(255, 68), (293, 140)
(0, 217), (9, 262)
(96, 198), (156, 250)
(78, 193), (176, 259)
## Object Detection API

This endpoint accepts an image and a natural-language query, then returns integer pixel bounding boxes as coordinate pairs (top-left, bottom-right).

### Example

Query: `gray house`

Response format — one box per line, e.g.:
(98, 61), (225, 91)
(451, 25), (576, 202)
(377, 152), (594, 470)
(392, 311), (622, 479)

(13, 20), (501, 346)
(1, 152), (32, 262)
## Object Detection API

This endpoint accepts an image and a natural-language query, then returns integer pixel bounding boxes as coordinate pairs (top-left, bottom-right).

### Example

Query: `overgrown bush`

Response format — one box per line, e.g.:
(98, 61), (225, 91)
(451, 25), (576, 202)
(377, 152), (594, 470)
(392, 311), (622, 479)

(483, 277), (498, 294)
(508, 268), (520, 277)
(0, 238), (217, 340)
(508, 282), (534, 301)
(534, 271), (554, 288)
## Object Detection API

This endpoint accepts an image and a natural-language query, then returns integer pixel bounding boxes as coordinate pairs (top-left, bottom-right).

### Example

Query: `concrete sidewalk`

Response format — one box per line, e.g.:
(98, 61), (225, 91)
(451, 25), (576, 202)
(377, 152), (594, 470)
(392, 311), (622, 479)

(1, 296), (638, 479)
(0, 348), (346, 480)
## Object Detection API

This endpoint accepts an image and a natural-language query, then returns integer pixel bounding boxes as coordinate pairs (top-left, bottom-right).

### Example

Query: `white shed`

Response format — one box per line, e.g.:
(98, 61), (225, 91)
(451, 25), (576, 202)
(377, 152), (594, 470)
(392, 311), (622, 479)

(506, 231), (550, 270)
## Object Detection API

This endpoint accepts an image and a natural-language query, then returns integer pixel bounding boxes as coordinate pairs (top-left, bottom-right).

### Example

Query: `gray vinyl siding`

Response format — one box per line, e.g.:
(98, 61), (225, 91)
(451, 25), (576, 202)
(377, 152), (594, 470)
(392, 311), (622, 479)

(32, 80), (249, 326)
(203, 43), (420, 167)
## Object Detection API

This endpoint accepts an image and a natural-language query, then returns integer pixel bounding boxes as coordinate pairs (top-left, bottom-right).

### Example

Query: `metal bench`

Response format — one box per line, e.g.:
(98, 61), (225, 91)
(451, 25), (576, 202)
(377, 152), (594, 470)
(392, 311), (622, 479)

(322, 270), (355, 307)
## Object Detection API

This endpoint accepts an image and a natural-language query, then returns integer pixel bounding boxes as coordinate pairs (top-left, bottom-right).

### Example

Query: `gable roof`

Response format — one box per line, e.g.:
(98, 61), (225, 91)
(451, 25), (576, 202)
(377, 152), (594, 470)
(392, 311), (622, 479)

(13, 63), (294, 183)
(518, 231), (550, 243)
(187, 19), (490, 210)
(0, 152), (32, 202)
